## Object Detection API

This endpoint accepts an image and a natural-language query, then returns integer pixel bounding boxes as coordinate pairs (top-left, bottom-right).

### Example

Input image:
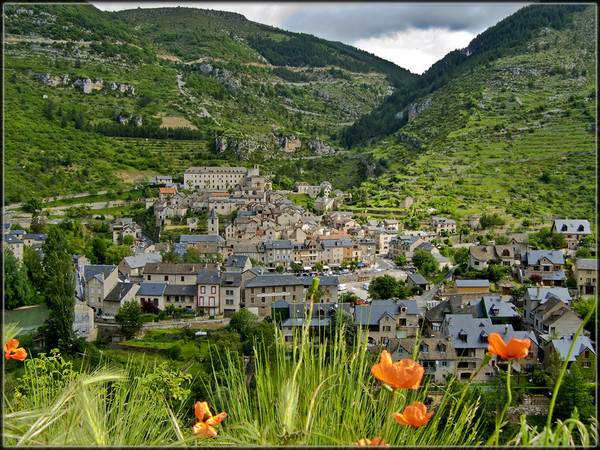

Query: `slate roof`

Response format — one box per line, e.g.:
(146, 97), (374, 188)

(397, 337), (457, 361)
(355, 300), (418, 326)
(136, 283), (167, 296)
(576, 258), (597, 271)
(444, 314), (512, 349)
(478, 296), (519, 318)
(281, 317), (331, 327)
(196, 270), (221, 285)
(541, 270), (565, 281)
(83, 265), (117, 282)
(220, 272), (241, 287)
(551, 335), (595, 362)
(470, 245), (497, 262)
(456, 279), (490, 288)
(431, 217), (456, 224)
(122, 253), (162, 269)
(179, 235), (224, 243)
(407, 273), (429, 286)
(525, 249), (564, 265)
(225, 255), (249, 268)
(526, 287), (571, 304)
(553, 219), (591, 236)
(245, 274), (303, 288)
(425, 297), (480, 323)
(145, 263), (217, 274)
(22, 233), (47, 240)
(164, 284), (197, 296)
(104, 282), (137, 302)
(300, 275), (339, 287)
(263, 239), (293, 249)
(3, 235), (22, 244)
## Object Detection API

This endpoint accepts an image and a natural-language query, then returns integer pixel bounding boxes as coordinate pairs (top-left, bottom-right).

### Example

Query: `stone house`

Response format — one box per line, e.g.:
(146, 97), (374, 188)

(394, 337), (457, 385)
(102, 281), (140, 317)
(523, 286), (572, 326)
(144, 262), (217, 284)
(531, 297), (583, 337)
(220, 271), (242, 317)
(388, 235), (425, 260)
(406, 272), (430, 291)
(551, 219), (592, 249)
(521, 249), (565, 286)
(82, 265), (119, 312)
(245, 274), (305, 317)
(224, 254), (252, 273)
(301, 275), (339, 303)
(574, 258), (597, 296)
(542, 335), (595, 374)
(118, 253), (162, 279)
(430, 217), (457, 234)
(4, 234), (24, 261)
(196, 270), (221, 317)
(469, 245), (515, 270)
(355, 300), (420, 346)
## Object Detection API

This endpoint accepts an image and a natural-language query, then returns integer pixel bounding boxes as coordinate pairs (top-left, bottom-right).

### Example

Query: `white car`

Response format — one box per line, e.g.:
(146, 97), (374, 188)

(338, 284), (347, 291)
(362, 283), (370, 291)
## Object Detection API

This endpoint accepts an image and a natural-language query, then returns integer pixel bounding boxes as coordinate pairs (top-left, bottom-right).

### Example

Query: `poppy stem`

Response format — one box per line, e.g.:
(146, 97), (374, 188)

(494, 360), (512, 446)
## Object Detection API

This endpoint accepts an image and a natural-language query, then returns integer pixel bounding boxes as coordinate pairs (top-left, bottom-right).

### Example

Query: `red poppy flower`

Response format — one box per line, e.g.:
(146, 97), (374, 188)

(392, 402), (434, 427)
(371, 350), (424, 389)
(193, 401), (226, 437)
(4, 339), (27, 361)
(487, 332), (531, 360)
(354, 436), (390, 446)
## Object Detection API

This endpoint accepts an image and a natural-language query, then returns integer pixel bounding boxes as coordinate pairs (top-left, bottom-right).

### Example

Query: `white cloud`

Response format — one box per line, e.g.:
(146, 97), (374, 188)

(353, 28), (476, 74)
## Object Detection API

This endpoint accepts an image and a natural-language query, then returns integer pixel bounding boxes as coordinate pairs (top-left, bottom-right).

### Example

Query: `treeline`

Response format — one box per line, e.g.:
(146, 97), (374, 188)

(91, 122), (205, 140)
(342, 4), (589, 148)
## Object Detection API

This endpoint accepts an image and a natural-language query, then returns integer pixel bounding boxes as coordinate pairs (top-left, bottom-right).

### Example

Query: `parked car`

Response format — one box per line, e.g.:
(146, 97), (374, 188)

(338, 284), (347, 291)
(362, 283), (370, 291)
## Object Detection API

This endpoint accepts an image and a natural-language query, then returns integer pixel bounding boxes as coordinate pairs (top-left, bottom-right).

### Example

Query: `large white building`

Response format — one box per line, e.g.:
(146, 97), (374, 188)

(183, 165), (260, 191)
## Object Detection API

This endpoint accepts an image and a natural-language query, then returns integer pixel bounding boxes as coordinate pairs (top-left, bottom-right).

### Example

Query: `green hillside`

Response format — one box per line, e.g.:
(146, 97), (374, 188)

(344, 5), (597, 223)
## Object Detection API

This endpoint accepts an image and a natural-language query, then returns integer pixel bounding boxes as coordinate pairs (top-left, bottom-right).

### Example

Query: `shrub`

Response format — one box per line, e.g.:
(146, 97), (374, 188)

(181, 314), (194, 319)
(141, 313), (156, 323)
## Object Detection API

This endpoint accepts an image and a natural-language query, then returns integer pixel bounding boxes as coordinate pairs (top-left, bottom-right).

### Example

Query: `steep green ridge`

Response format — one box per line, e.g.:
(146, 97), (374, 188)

(342, 3), (591, 147)
(349, 5), (596, 223)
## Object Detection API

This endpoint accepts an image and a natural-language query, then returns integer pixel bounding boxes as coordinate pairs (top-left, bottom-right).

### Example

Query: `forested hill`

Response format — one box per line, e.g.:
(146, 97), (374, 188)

(342, 3), (591, 147)
(111, 6), (417, 87)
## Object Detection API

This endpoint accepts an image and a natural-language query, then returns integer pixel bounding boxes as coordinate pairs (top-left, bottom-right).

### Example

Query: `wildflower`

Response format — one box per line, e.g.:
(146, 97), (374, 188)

(4, 339), (27, 361)
(487, 332), (531, 360)
(193, 401), (226, 437)
(354, 436), (390, 446)
(392, 402), (434, 427)
(371, 350), (424, 389)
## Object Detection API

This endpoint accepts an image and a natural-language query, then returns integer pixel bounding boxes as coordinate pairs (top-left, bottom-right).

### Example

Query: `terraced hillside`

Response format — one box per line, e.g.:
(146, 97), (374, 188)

(349, 6), (596, 224)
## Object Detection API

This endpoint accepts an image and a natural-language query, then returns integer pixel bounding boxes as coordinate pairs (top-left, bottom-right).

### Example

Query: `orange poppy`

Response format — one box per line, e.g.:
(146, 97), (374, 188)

(354, 437), (390, 446)
(392, 402), (434, 427)
(371, 350), (424, 389)
(193, 401), (226, 437)
(4, 339), (27, 361)
(487, 332), (531, 360)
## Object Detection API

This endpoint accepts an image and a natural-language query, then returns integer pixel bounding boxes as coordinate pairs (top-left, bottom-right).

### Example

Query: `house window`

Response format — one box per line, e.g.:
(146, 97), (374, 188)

(250, 297), (254, 304)
(147, 275), (151, 281)
(201, 286), (206, 294)
(164, 276), (169, 281)
(440, 361), (449, 367)
(584, 350), (590, 358)
(251, 288), (254, 294)
(226, 299), (234, 305)
(272, 287), (275, 293)
(181, 276), (185, 282)
(422, 345), (428, 353)
(432, 323), (440, 331)
(383, 326), (391, 332)
(284, 335), (293, 343)
(440, 345), (446, 354)
(582, 361), (591, 368)
(211, 286), (217, 294)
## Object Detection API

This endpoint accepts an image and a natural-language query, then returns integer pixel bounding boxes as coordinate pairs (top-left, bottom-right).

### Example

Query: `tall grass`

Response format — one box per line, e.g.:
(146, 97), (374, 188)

(2, 295), (597, 446)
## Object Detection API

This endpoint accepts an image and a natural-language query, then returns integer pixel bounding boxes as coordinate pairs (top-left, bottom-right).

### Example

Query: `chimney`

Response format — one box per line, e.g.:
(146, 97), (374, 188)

(448, 317), (453, 325)
(505, 323), (509, 335)
(537, 286), (540, 298)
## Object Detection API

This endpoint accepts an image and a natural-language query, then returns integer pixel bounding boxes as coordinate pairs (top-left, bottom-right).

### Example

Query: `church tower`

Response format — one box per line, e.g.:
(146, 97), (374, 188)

(207, 208), (219, 235)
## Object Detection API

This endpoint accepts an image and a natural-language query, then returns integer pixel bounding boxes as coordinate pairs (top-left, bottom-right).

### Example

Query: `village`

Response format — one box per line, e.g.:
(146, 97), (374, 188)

(3, 164), (596, 386)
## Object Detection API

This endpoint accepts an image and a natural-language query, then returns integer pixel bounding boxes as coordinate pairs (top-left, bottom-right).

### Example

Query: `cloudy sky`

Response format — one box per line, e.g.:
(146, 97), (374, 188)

(92, 1), (531, 74)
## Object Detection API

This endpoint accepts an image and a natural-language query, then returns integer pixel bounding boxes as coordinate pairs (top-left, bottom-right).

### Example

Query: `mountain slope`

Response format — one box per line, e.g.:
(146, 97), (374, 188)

(347, 5), (596, 223)
(3, 3), (411, 203)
